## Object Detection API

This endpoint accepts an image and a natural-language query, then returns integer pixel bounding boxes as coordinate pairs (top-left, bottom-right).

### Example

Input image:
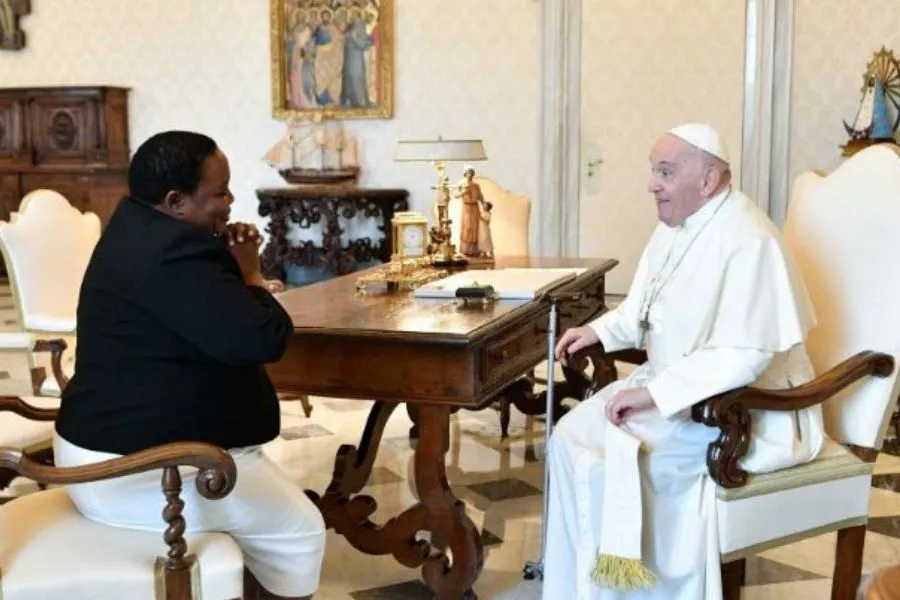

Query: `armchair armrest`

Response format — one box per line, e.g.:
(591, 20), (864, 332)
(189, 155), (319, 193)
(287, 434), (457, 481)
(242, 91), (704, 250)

(33, 338), (70, 392)
(0, 395), (58, 421)
(605, 348), (648, 365)
(0, 441), (237, 576)
(691, 350), (894, 489)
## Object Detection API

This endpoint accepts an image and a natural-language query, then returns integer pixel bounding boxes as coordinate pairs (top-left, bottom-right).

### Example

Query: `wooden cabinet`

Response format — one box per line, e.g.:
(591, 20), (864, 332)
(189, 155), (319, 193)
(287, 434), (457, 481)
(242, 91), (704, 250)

(0, 86), (130, 226)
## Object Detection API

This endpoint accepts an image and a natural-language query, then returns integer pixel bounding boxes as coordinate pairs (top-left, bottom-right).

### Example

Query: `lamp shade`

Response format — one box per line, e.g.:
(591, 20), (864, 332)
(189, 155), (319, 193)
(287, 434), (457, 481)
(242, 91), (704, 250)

(393, 138), (487, 163)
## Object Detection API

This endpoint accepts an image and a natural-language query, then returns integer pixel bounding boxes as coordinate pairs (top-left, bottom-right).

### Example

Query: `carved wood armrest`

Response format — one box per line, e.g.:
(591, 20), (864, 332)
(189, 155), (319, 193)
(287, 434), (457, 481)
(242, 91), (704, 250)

(0, 441), (236, 499)
(0, 440), (237, 582)
(691, 350), (895, 489)
(0, 395), (57, 421)
(605, 348), (648, 365)
(33, 338), (69, 392)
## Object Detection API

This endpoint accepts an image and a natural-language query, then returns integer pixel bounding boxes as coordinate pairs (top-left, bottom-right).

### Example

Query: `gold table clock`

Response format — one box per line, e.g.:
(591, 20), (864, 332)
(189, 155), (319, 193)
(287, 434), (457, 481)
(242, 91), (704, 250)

(357, 211), (447, 292)
(391, 211), (429, 261)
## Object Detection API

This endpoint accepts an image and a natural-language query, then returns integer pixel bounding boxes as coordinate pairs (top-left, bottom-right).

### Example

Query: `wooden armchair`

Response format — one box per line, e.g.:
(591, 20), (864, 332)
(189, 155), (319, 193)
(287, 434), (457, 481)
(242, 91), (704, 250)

(0, 189), (101, 397)
(576, 144), (900, 600)
(0, 334), (69, 494)
(0, 396), (245, 599)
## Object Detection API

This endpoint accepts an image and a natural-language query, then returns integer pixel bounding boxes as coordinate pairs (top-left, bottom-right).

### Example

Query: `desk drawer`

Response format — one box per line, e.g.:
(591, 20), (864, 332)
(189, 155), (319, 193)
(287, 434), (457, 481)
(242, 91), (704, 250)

(479, 276), (608, 390)
(481, 318), (546, 386)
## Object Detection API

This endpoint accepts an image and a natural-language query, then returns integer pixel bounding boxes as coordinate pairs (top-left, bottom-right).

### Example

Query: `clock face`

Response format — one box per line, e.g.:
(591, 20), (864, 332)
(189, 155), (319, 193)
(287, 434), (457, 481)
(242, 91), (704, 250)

(402, 225), (425, 257)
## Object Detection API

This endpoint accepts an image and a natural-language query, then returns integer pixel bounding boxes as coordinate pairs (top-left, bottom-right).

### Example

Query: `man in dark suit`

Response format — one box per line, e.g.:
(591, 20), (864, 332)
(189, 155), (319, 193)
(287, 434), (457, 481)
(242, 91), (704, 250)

(54, 130), (324, 600)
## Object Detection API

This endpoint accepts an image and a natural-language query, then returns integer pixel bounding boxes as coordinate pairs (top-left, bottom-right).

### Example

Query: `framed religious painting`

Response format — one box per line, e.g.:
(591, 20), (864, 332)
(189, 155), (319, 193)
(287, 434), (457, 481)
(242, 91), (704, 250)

(270, 0), (394, 120)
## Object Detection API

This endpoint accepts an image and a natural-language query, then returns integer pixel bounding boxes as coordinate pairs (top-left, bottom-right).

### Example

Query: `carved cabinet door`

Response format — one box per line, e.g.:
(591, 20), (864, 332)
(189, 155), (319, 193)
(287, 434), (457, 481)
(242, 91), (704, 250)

(0, 94), (29, 169)
(27, 94), (100, 167)
(0, 173), (22, 222)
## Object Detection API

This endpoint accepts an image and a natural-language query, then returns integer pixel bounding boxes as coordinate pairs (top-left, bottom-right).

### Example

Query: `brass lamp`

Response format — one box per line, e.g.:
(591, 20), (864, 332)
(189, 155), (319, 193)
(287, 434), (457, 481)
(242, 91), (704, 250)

(393, 137), (487, 266)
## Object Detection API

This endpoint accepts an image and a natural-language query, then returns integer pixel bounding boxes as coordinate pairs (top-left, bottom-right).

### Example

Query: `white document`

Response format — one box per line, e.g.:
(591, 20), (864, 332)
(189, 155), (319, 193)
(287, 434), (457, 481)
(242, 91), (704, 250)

(413, 267), (587, 300)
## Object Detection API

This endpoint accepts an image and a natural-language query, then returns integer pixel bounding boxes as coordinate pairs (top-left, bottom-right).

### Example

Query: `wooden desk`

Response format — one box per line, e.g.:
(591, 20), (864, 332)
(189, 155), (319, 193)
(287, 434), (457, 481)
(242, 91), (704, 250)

(269, 256), (618, 599)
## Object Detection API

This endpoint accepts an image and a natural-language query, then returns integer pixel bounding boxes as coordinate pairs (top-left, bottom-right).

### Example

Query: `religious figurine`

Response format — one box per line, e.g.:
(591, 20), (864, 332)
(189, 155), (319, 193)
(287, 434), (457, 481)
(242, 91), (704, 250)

(454, 166), (493, 258)
(0, 0), (29, 51)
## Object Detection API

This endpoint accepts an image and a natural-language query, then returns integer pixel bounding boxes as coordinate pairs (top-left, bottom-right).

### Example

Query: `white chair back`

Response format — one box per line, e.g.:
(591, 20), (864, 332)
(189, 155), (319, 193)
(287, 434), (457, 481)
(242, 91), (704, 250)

(782, 144), (900, 449)
(434, 176), (531, 256)
(0, 190), (100, 331)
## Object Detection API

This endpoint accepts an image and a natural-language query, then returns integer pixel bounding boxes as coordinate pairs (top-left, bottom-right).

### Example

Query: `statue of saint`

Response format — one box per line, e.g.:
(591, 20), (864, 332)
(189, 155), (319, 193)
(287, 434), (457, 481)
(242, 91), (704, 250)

(455, 166), (493, 257)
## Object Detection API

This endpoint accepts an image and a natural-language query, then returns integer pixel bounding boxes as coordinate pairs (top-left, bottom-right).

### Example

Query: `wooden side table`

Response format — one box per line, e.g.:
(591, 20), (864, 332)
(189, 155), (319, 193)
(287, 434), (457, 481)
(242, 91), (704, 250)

(256, 186), (409, 282)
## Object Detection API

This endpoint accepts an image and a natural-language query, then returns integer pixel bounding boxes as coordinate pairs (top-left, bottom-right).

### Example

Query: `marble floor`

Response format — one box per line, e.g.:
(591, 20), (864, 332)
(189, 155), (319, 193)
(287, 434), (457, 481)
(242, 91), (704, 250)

(264, 397), (900, 599)
(2, 283), (899, 599)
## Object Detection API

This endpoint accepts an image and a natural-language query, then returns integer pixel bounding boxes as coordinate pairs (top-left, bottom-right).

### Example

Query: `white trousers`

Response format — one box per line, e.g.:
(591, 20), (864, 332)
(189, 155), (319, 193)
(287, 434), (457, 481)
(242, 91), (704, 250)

(542, 379), (721, 600)
(54, 433), (326, 598)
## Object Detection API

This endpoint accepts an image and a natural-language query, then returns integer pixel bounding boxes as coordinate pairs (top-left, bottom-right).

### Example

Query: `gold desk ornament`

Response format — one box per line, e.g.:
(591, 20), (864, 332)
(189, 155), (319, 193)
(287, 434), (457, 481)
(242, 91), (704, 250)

(392, 137), (487, 267)
(356, 211), (448, 293)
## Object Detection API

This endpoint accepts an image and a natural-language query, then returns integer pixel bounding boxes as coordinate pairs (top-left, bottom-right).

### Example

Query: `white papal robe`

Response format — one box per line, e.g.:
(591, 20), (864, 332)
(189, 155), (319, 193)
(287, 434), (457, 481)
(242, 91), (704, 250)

(542, 188), (825, 600)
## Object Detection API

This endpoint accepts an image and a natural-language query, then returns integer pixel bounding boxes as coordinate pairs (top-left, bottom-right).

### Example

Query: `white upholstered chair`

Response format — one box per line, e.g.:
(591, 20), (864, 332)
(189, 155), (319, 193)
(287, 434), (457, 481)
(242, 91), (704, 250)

(0, 189), (101, 396)
(0, 426), (244, 599)
(595, 143), (900, 599)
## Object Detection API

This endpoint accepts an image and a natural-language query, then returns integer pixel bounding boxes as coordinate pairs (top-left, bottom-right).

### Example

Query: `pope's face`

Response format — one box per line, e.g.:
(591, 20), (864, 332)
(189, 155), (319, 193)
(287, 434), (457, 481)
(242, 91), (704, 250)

(647, 134), (706, 227)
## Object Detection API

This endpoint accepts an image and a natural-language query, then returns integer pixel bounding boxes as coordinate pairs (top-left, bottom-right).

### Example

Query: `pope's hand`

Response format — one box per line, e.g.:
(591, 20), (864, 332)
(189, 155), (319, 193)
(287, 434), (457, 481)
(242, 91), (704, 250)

(605, 387), (655, 426)
(554, 325), (600, 366)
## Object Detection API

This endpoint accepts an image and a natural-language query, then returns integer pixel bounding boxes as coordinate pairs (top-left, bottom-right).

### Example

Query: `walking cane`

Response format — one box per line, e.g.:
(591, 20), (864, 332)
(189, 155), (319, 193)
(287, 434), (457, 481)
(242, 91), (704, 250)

(523, 291), (582, 581)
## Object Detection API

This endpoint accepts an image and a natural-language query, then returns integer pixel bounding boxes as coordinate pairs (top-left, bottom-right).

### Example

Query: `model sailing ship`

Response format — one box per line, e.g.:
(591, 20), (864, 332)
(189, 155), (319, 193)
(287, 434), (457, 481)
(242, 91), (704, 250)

(263, 118), (360, 186)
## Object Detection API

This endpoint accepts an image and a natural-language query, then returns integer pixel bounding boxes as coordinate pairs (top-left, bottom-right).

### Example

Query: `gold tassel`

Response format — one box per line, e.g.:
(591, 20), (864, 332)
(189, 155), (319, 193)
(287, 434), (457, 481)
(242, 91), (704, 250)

(591, 552), (657, 590)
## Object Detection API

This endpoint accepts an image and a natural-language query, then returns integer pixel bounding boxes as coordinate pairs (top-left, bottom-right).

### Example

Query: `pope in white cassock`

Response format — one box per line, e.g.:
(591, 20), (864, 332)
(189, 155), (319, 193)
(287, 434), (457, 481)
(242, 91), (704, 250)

(542, 123), (825, 600)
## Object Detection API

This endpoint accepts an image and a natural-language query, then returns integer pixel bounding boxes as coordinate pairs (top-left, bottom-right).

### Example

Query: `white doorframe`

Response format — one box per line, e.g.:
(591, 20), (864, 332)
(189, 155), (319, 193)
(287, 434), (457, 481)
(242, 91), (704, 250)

(537, 0), (795, 253)
(535, 0), (582, 257)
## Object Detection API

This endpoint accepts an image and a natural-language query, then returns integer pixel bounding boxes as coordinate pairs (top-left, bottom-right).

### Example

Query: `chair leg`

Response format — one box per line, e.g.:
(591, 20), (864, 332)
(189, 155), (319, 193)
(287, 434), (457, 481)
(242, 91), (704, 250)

(721, 558), (745, 600)
(499, 397), (511, 439)
(298, 395), (313, 418)
(832, 524), (866, 600)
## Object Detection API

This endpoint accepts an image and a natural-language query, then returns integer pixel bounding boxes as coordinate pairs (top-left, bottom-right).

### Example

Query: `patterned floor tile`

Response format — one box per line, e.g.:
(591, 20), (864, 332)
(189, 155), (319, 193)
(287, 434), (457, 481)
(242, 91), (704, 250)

(481, 527), (503, 547)
(466, 478), (542, 502)
(872, 473), (900, 493)
(744, 555), (828, 586)
(367, 466), (404, 486)
(279, 423), (333, 440)
(349, 580), (432, 599)
(867, 515), (900, 539)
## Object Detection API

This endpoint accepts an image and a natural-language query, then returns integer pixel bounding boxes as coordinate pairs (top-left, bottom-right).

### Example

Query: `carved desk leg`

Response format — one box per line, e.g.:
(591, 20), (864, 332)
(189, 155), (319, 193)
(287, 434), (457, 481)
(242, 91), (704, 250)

(309, 401), (483, 599)
(495, 347), (620, 436)
(416, 404), (483, 599)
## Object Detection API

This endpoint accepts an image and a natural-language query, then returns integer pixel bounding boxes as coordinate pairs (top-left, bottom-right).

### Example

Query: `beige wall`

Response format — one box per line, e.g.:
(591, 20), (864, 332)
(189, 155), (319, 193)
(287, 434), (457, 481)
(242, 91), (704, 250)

(2, 0), (540, 232)
(579, 0), (746, 293)
(791, 0), (900, 183)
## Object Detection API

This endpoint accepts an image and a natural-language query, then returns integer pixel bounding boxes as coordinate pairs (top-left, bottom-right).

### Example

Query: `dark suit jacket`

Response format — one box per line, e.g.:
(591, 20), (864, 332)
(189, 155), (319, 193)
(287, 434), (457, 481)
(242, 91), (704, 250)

(55, 196), (294, 455)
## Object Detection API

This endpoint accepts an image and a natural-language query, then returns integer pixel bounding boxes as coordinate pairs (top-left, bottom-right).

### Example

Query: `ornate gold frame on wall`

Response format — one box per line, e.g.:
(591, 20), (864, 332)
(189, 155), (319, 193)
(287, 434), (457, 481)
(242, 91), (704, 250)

(270, 0), (394, 121)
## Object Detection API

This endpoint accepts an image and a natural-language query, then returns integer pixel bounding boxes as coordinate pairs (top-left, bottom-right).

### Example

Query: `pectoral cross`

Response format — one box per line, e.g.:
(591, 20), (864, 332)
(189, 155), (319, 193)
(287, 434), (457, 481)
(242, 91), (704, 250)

(637, 316), (651, 350)
(0, 0), (30, 51)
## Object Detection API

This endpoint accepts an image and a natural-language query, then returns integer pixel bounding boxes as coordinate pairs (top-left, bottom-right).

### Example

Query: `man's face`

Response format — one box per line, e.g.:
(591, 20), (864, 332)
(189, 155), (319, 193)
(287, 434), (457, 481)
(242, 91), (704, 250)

(647, 134), (706, 227)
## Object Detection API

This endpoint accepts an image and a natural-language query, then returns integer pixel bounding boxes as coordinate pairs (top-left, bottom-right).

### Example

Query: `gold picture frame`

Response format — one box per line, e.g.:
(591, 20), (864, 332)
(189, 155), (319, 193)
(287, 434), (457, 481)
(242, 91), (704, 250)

(270, 0), (394, 121)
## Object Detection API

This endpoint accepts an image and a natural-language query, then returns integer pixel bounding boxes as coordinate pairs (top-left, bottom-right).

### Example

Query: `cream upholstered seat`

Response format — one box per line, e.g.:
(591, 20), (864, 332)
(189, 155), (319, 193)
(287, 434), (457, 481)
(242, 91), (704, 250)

(0, 189), (100, 396)
(0, 425), (242, 600)
(0, 488), (244, 600)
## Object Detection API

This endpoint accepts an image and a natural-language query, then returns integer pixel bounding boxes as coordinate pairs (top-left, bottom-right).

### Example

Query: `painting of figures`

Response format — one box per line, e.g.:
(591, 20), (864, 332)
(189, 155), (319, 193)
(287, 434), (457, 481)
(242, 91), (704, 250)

(271, 0), (393, 120)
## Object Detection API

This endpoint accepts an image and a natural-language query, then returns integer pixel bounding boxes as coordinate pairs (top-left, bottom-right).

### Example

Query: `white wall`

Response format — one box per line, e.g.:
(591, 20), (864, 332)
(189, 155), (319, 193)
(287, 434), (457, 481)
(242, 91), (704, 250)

(2, 0), (540, 234)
